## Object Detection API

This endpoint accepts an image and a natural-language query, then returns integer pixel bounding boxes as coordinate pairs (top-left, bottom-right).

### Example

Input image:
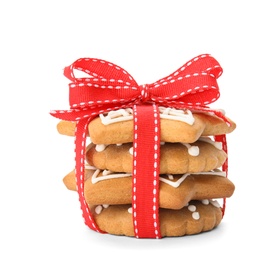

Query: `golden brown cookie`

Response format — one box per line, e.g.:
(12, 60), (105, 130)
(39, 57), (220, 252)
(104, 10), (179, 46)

(86, 139), (227, 174)
(63, 167), (94, 191)
(92, 200), (223, 237)
(63, 168), (235, 210)
(89, 112), (236, 144)
(56, 110), (236, 144)
(56, 120), (78, 137)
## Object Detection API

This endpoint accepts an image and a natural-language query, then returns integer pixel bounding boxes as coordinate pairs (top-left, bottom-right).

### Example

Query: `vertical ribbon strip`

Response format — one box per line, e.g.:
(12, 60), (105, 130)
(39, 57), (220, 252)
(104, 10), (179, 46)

(132, 104), (161, 238)
(215, 134), (228, 216)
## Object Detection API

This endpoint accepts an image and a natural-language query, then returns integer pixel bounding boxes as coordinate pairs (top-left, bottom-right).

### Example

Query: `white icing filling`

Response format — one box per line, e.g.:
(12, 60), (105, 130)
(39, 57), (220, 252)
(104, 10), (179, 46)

(196, 170), (226, 177)
(91, 169), (132, 184)
(95, 205), (103, 214)
(201, 199), (209, 205)
(188, 205), (196, 212)
(99, 106), (195, 126)
(95, 137), (223, 156)
(90, 168), (226, 187)
(209, 199), (221, 208)
(199, 137), (222, 150)
(187, 199), (223, 220)
(99, 108), (133, 125)
(160, 170), (226, 188)
(85, 164), (97, 170)
(95, 144), (107, 152)
(94, 133), (224, 160)
(167, 174), (174, 180)
(95, 200), (220, 218)
(187, 203), (200, 220)
(160, 174), (188, 188)
(192, 211), (200, 220)
(159, 107), (195, 125)
(103, 169), (112, 175)
(94, 204), (110, 215)
(130, 143), (199, 156)
(181, 143), (199, 156)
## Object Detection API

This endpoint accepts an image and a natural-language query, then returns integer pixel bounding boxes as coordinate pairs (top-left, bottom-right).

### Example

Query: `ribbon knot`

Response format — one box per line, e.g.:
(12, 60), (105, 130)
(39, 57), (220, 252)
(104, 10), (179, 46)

(140, 84), (150, 102)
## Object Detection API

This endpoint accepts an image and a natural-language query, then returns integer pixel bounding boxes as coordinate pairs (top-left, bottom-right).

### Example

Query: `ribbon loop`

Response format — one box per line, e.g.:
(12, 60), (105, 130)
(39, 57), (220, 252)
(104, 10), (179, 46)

(64, 57), (138, 84)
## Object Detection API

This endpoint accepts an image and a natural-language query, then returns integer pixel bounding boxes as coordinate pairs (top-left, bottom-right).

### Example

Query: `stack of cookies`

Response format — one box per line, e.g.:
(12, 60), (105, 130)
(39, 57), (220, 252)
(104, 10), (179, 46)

(59, 106), (236, 237)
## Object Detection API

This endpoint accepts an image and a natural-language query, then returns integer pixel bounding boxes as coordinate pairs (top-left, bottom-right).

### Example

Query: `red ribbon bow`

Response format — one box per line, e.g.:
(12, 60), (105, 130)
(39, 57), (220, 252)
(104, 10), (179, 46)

(51, 54), (229, 124)
(50, 54), (230, 238)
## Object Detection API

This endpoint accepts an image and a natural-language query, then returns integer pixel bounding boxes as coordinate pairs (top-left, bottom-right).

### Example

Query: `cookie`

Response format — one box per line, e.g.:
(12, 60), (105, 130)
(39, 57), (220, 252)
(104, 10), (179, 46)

(56, 107), (236, 144)
(63, 167), (94, 191)
(63, 167), (235, 210)
(92, 200), (223, 237)
(89, 109), (236, 144)
(86, 138), (227, 174)
(56, 120), (78, 137)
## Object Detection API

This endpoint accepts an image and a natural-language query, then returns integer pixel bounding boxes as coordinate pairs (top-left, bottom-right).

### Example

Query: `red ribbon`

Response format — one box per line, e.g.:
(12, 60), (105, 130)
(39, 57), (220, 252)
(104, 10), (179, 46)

(50, 54), (230, 238)
(132, 104), (161, 238)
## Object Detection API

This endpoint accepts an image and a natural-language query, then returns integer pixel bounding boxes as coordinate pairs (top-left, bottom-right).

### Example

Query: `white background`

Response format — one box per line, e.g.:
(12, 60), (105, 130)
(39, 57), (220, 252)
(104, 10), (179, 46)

(1, 0), (277, 258)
